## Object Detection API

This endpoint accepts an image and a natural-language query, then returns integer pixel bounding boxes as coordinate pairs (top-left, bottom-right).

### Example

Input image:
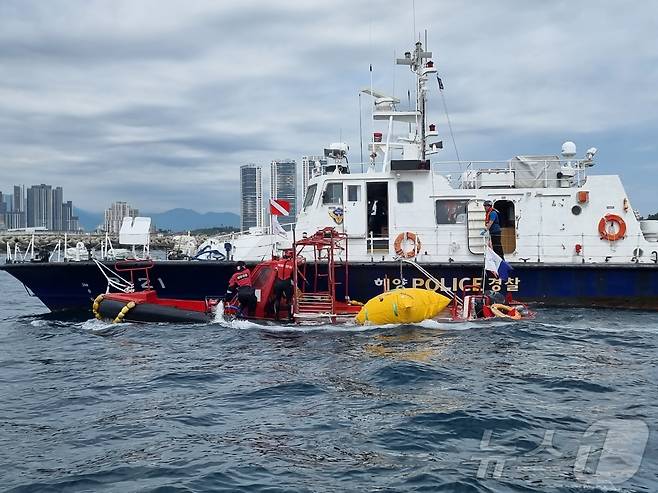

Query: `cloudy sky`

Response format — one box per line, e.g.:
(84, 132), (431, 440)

(1, 0), (657, 214)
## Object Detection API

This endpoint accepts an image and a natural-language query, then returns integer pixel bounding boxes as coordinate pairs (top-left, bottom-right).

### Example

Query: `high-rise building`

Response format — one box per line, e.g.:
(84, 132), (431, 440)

(62, 201), (80, 232)
(52, 186), (63, 231)
(240, 164), (263, 231)
(270, 159), (297, 226)
(9, 185), (26, 228)
(301, 155), (327, 199)
(26, 184), (53, 229)
(0, 192), (6, 230)
(13, 185), (24, 214)
(104, 201), (139, 234)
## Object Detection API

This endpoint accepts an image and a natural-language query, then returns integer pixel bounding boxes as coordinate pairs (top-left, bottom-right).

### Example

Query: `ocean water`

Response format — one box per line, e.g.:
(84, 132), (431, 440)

(0, 270), (656, 493)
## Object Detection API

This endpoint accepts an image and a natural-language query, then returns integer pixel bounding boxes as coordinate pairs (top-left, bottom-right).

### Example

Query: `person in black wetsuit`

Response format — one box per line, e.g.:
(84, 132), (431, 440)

(226, 261), (256, 316)
(272, 256), (294, 321)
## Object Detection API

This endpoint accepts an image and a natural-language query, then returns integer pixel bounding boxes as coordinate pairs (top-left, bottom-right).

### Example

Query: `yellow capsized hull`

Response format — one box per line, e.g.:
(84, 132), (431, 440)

(355, 288), (451, 325)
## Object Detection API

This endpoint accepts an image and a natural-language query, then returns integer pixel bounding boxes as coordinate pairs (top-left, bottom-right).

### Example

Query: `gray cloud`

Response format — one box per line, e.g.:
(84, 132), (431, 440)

(1, 0), (657, 215)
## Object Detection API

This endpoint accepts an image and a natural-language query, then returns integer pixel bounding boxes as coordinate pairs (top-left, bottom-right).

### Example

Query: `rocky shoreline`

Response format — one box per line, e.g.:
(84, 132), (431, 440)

(0, 233), (211, 251)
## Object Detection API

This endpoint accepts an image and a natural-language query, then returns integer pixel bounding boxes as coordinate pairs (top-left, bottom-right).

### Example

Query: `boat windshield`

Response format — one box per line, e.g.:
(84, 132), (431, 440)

(303, 184), (317, 210)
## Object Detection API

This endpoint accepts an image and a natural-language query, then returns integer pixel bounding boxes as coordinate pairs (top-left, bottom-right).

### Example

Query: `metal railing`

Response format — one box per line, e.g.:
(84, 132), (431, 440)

(430, 158), (590, 190)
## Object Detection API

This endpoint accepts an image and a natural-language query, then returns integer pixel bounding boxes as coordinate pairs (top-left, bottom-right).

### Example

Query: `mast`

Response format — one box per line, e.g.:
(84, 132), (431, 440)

(396, 41), (432, 160)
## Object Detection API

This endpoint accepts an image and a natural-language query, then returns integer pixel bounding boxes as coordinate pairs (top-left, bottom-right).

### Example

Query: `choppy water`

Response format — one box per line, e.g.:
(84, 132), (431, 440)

(1, 270), (656, 493)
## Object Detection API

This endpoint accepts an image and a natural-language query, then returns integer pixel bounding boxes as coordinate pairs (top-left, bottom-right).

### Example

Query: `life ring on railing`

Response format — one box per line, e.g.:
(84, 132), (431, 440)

(598, 214), (626, 241)
(394, 232), (421, 258)
(490, 303), (522, 320)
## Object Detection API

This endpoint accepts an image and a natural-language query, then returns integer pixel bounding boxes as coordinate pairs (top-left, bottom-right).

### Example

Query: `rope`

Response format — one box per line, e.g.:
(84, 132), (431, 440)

(436, 75), (461, 168)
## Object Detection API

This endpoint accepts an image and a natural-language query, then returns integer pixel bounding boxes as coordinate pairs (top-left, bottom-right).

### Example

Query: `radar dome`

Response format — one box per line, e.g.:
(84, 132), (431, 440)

(561, 141), (577, 158)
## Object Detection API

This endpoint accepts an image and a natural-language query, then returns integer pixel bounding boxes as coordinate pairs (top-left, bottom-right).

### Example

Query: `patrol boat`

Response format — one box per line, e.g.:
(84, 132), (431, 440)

(2, 39), (658, 313)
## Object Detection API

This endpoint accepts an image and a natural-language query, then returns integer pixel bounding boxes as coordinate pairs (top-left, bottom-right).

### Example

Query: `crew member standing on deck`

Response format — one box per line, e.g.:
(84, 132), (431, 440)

(484, 200), (505, 260)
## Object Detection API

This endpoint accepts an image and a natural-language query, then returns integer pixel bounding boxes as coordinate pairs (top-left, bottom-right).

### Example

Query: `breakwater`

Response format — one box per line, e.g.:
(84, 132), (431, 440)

(0, 233), (211, 252)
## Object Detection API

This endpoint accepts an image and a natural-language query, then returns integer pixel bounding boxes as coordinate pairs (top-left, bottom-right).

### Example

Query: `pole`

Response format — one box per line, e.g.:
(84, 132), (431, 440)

(481, 231), (489, 295)
(359, 92), (364, 165)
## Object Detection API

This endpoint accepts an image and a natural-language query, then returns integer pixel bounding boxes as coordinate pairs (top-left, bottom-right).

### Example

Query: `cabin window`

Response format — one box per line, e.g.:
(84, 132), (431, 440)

(347, 184), (361, 202)
(323, 182), (343, 205)
(435, 200), (468, 224)
(303, 184), (317, 210)
(397, 181), (413, 203)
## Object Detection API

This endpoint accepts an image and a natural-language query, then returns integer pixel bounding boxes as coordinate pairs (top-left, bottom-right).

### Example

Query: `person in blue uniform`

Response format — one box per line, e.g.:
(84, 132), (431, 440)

(484, 200), (505, 260)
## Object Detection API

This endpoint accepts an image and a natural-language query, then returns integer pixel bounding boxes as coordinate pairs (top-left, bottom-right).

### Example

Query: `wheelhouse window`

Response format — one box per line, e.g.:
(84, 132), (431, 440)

(347, 184), (361, 202)
(397, 181), (413, 203)
(323, 182), (343, 205)
(303, 184), (317, 210)
(435, 200), (468, 224)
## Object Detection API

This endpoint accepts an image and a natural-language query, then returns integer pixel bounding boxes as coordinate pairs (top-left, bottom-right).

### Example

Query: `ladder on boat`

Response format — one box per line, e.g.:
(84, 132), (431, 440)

(467, 201), (487, 254)
(294, 292), (339, 323)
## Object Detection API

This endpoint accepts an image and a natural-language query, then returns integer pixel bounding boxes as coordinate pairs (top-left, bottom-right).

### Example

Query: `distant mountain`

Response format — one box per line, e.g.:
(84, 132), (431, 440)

(148, 208), (240, 232)
(73, 207), (239, 232)
(74, 208), (103, 231)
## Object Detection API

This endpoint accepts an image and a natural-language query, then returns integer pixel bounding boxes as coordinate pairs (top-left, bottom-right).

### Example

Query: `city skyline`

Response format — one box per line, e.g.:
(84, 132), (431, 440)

(0, 183), (80, 232)
(1, 2), (656, 216)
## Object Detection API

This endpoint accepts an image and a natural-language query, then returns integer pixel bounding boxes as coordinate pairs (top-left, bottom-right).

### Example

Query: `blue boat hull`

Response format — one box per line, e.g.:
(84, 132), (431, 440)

(2, 260), (657, 313)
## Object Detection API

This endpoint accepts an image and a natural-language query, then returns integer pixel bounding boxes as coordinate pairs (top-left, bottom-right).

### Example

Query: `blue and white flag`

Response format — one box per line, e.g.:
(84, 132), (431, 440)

(485, 246), (513, 281)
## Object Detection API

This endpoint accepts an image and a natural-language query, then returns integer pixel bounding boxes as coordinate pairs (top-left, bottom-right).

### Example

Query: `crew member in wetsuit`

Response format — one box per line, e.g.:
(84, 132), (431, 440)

(484, 200), (505, 260)
(226, 261), (256, 316)
(272, 256), (294, 321)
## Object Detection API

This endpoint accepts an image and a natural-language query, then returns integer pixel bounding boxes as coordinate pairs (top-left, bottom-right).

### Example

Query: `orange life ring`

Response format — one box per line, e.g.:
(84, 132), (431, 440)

(490, 303), (522, 320)
(394, 232), (421, 258)
(598, 214), (626, 241)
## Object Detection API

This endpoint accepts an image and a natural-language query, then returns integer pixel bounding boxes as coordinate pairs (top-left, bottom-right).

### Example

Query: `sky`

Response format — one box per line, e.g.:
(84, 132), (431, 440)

(1, 0), (657, 214)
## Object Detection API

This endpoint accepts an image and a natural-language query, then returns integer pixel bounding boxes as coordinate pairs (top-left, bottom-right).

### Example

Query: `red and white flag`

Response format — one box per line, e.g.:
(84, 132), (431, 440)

(269, 199), (290, 216)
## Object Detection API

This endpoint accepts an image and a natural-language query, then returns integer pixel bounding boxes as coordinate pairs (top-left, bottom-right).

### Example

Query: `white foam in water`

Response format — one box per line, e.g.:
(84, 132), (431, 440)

(209, 299), (517, 333)
(210, 301), (263, 330)
(78, 318), (123, 333)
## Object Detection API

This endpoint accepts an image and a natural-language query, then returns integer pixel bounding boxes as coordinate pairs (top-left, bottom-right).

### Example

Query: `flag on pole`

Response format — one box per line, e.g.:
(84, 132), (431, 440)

(485, 245), (513, 281)
(269, 199), (290, 216)
(271, 215), (287, 237)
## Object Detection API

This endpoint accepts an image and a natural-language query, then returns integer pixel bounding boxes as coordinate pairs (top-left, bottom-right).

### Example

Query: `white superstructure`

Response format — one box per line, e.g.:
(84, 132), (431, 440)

(216, 40), (658, 266)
